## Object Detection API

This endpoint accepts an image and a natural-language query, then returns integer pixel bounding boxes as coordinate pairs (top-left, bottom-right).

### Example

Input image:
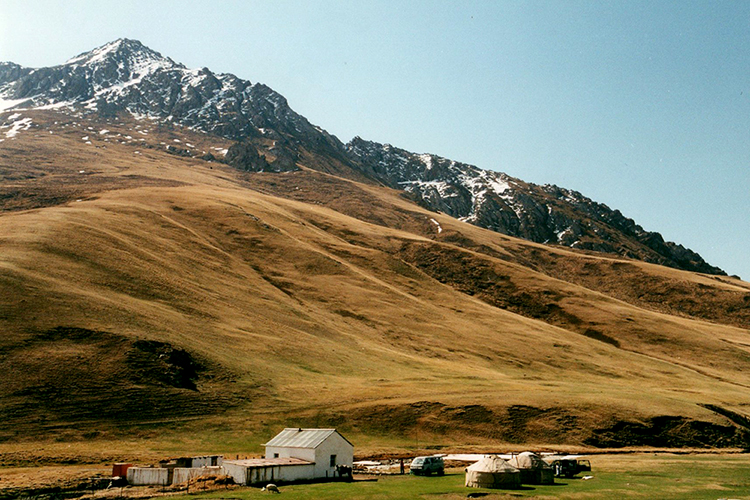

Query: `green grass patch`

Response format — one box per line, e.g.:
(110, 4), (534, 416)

(174, 454), (750, 500)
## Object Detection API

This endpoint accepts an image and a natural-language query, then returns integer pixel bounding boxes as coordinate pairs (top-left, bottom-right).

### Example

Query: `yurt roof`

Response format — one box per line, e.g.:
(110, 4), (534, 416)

(508, 451), (550, 469)
(466, 456), (519, 473)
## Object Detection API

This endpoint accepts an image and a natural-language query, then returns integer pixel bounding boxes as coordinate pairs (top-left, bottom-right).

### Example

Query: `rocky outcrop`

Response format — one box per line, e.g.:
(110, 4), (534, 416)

(225, 142), (270, 172)
(268, 143), (299, 172)
(225, 141), (299, 173)
(0, 62), (32, 86)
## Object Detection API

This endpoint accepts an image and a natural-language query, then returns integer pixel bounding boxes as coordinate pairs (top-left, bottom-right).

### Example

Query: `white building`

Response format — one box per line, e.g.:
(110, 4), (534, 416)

(264, 428), (354, 481)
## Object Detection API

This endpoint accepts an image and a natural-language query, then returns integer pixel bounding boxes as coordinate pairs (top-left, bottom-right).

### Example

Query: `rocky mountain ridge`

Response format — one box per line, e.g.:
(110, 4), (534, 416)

(0, 38), (724, 275)
(345, 137), (724, 275)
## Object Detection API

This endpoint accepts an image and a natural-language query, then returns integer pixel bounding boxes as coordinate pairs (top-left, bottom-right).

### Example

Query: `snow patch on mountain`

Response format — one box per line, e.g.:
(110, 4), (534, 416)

(0, 97), (30, 112)
(1, 114), (32, 138)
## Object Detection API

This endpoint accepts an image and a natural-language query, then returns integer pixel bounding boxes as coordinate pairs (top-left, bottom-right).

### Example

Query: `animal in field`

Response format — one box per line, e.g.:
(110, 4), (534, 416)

(261, 483), (280, 493)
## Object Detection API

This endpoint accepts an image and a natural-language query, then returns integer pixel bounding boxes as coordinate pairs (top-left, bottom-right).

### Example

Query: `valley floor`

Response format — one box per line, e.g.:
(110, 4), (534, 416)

(2, 451), (750, 500)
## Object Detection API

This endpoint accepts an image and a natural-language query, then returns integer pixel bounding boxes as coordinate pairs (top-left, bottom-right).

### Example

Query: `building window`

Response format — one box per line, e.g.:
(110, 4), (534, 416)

(273, 453), (279, 458)
(330, 454), (336, 467)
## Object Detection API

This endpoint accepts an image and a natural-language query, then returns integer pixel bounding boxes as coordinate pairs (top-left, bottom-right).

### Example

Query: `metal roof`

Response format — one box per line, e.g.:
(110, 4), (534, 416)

(224, 458), (312, 468)
(263, 428), (352, 449)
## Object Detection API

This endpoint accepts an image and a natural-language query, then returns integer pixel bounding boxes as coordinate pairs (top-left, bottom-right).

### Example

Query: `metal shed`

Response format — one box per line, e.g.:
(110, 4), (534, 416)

(223, 458), (315, 485)
(126, 467), (169, 486)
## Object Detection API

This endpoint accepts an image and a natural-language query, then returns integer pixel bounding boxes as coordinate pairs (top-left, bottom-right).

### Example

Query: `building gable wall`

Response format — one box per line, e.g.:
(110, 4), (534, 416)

(313, 432), (354, 479)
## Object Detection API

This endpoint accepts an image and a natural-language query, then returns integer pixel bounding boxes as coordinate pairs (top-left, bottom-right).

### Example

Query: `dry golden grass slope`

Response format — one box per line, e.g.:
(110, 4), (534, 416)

(1, 109), (750, 449)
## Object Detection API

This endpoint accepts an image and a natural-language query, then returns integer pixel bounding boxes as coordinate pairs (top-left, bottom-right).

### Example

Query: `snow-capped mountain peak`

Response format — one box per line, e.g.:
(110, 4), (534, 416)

(58, 38), (182, 101)
(0, 38), (183, 111)
(0, 39), (340, 148)
(64, 38), (178, 72)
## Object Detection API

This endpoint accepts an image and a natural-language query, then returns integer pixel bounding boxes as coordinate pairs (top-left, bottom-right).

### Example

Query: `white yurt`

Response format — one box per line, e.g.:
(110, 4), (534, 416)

(507, 451), (554, 485)
(465, 455), (521, 489)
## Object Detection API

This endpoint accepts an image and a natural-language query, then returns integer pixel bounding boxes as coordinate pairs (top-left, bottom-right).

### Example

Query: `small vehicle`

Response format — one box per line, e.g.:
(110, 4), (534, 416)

(409, 456), (445, 476)
(543, 455), (591, 478)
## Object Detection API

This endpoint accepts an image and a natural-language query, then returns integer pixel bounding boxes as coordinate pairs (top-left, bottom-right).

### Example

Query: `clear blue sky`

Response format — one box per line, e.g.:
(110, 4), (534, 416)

(2, 1), (748, 279)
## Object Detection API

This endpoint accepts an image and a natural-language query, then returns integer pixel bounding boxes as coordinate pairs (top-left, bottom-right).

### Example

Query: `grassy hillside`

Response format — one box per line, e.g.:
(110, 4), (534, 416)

(1, 109), (750, 450)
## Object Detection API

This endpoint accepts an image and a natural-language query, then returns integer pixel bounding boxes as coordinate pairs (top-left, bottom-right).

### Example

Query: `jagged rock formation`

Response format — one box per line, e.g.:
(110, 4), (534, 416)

(0, 38), (724, 275)
(225, 142), (270, 172)
(225, 141), (299, 173)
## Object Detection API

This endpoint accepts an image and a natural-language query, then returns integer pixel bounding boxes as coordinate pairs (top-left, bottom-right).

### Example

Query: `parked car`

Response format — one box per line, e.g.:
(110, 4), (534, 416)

(409, 456), (444, 476)
(542, 455), (591, 478)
